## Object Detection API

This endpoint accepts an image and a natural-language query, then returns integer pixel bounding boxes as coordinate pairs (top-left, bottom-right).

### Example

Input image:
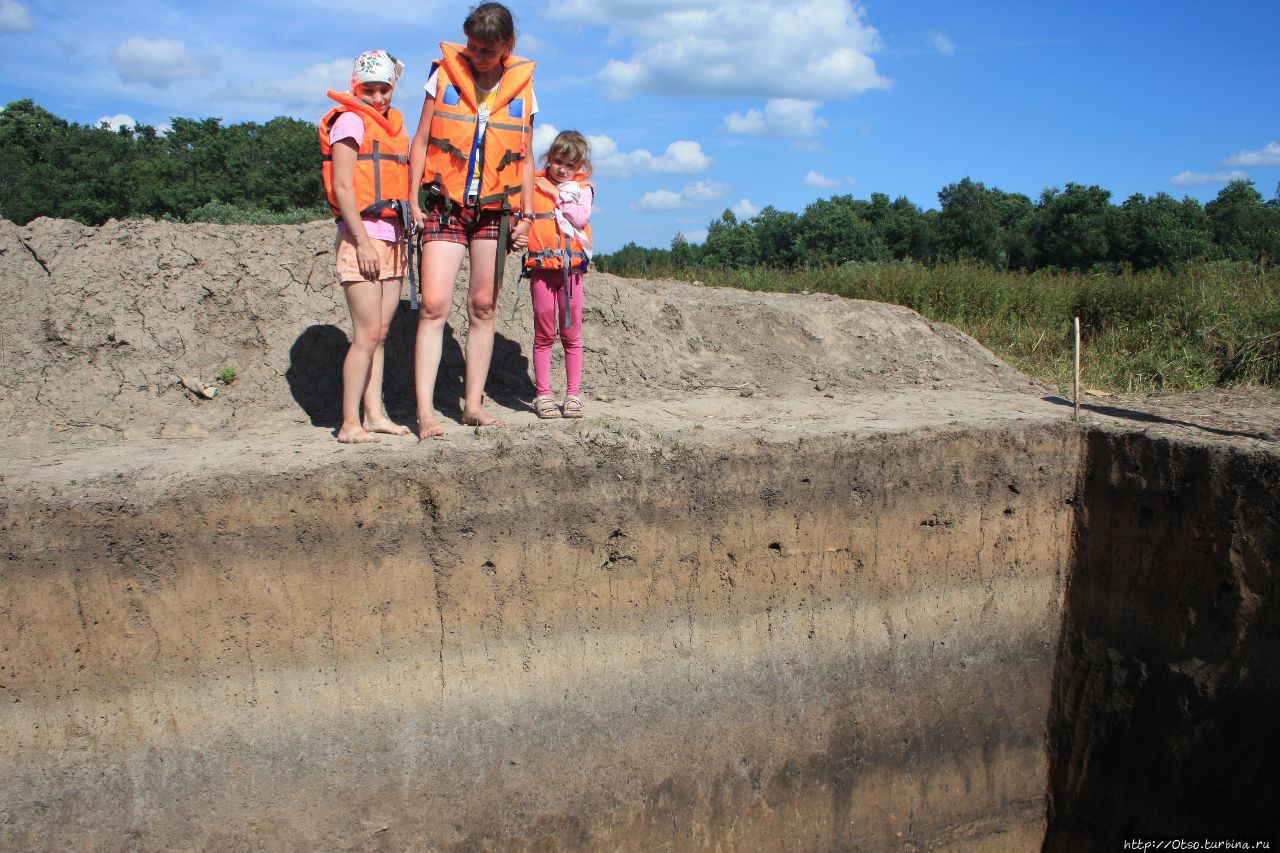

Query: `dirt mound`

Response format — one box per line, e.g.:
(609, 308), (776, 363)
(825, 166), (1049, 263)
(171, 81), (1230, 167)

(0, 217), (1037, 440)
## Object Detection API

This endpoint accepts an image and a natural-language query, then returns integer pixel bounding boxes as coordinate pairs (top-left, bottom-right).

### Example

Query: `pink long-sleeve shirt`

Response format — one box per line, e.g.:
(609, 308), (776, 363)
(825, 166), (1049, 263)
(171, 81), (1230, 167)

(557, 183), (593, 229)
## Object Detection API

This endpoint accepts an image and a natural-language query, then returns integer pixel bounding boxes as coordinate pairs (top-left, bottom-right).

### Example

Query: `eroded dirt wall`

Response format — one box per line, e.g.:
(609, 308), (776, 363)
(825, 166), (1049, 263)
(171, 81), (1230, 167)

(1045, 433), (1280, 849)
(0, 217), (1033, 441)
(0, 425), (1079, 850)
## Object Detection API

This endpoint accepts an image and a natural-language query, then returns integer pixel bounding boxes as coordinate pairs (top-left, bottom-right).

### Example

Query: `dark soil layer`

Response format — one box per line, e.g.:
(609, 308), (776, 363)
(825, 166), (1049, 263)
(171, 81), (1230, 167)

(1045, 433), (1280, 848)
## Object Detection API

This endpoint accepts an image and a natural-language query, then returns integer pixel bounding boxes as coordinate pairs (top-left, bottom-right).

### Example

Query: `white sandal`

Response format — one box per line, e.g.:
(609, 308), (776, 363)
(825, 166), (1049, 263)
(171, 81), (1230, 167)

(535, 395), (561, 419)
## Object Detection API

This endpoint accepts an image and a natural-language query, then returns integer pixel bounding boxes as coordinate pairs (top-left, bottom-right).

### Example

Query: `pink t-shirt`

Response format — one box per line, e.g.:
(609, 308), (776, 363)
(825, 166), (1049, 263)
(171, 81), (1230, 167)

(329, 111), (402, 243)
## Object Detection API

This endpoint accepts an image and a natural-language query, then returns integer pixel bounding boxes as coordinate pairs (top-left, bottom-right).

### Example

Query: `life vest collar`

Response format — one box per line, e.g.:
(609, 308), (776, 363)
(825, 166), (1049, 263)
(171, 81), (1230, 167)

(326, 89), (402, 137)
(436, 42), (535, 115)
(538, 167), (593, 185)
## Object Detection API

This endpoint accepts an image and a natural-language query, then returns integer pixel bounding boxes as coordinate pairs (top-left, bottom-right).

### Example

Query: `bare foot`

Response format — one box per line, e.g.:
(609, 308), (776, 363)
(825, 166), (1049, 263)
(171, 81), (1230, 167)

(463, 407), (506, 427)
(337, 425), (380, 444)
(417, 415), (446, 440)
(363, 415), (411, 436)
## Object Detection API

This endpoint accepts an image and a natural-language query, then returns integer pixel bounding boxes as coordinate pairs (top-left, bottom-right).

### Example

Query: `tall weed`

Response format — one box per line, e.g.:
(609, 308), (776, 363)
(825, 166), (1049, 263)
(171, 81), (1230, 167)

(657, 261), (1280, 393)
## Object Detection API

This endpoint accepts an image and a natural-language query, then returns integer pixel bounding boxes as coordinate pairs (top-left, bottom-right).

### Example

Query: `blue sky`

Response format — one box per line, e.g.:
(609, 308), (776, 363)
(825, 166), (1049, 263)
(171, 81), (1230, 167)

(2, 0), (1278, 253)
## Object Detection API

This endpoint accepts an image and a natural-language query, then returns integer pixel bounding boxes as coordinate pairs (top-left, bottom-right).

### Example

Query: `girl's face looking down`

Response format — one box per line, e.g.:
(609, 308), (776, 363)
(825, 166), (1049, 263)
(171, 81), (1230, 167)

(546, 155), (580, 184)
(466, 38), (510, 75)
(355, 82), (393, 113)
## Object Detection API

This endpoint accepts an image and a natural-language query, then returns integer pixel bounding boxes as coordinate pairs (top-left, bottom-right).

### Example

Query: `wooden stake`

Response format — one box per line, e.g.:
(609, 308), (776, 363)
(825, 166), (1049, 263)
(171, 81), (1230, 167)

(1073, 317), (1081, 420)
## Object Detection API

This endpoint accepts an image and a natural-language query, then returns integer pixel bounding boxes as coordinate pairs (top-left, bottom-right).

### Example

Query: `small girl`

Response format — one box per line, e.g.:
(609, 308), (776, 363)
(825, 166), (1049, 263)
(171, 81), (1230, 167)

(319, 50), (412, 443)
(524, 130), (593, 419)
(407, 2), (537, 436)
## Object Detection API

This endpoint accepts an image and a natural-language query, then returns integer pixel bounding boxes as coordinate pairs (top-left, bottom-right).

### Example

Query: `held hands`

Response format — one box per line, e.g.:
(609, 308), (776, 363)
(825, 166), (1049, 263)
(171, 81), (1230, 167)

(509, 217), (531, 252)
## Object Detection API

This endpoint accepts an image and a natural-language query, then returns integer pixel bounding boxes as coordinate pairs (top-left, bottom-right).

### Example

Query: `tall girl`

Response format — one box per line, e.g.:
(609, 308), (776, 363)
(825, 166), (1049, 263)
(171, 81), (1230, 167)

(408, 2), (536, 436)
(320, 50), (412, 443)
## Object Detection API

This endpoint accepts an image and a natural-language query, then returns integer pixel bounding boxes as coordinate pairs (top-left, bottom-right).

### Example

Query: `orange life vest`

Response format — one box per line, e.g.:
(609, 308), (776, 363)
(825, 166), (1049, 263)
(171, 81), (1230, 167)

(319, 90), (410, 220)
(525, 171), (593, 272)
(423, 42), (535, 213)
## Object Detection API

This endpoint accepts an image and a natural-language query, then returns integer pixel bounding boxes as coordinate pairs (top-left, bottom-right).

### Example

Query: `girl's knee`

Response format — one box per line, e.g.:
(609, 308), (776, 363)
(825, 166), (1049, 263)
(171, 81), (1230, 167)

(418, 298), (451, 323)
(469, 297), (497, 320)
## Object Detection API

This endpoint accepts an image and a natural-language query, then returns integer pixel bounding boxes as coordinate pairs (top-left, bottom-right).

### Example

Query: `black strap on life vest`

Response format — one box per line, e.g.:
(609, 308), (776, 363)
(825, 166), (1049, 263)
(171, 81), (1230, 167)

(428, 136), (469, 162)
(493, 197), (512, 295)
(494, 150), (523, 173)
(424, 179), (453, 228)
(388, 199), (420, 310)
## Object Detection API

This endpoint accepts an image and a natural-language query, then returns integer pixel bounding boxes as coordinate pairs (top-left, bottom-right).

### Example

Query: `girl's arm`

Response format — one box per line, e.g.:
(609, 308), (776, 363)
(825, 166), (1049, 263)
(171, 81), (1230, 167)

(331, 139), (380, 281)
(510, 120), (536, 252)
(560, 184), (593, 230)
(407, 93), (437, 229)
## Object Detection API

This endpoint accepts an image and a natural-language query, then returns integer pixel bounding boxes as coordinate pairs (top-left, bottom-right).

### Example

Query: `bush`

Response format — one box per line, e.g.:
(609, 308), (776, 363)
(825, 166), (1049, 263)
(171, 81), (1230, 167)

(185, 201), (329, 225)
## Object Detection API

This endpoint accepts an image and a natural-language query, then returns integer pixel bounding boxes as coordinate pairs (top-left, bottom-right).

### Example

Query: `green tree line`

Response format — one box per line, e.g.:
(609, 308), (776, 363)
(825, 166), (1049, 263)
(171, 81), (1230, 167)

(0, 99), (326, 225)
(602, 177), (1280, 276)
(3, 99), (1278, 272)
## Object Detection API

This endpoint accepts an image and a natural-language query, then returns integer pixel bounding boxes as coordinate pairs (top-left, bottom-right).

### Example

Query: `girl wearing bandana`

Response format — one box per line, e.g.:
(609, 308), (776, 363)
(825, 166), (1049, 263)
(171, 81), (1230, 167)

(319, 50), (413, 443)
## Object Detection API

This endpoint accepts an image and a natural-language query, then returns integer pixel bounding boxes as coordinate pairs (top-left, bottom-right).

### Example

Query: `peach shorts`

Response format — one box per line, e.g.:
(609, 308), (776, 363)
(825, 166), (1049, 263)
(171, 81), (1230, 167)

(335, 231), (407, 284)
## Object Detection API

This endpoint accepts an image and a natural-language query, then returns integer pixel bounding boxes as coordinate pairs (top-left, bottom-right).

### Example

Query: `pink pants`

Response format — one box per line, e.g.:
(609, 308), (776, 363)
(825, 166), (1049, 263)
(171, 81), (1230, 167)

(530, 269), (583, 398)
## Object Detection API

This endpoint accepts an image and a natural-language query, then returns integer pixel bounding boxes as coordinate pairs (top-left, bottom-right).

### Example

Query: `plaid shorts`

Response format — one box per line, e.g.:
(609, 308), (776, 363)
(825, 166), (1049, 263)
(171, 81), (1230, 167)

(421, 200), (504, 244)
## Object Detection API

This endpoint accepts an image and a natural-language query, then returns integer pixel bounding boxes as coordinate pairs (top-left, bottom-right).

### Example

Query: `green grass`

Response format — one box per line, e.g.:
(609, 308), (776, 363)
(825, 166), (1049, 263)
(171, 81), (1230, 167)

(645, 261), (1280, 394)
(184, 201), (329, 226)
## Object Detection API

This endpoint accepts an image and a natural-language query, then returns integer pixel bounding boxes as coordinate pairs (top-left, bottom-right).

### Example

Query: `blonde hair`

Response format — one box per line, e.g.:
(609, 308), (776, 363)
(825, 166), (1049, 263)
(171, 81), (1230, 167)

(544, 130), (592, 176)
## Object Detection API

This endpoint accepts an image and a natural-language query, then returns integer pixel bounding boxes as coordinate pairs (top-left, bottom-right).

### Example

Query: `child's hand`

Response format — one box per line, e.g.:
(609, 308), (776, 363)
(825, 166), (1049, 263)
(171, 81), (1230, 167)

(535, 176), (558, 196)
(510, 219), (531, 252)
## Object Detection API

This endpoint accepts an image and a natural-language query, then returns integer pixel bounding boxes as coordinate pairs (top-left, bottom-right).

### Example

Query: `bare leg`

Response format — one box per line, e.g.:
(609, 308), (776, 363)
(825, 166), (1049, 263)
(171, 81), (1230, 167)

(338, 278), (386, 444)
(414, 240), (466, 439)
(362, 278), (410, 435)
(462, 237), (505, 426)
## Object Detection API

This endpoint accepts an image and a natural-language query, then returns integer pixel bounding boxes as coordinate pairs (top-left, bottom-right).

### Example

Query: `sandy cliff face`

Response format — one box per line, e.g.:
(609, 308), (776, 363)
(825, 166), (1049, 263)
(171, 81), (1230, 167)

(0, 217), (1031, 441)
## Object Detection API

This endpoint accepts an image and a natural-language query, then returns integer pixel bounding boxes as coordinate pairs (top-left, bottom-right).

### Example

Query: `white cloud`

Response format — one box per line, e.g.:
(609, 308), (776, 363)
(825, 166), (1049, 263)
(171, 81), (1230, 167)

(533, 123), (560, 159)
(591, 135), (711, 177)
(1221, 141), (1280, 168)
(635, 189), (684, 211)
(1170, 170), (1248, 187)
(805, 170), (842, 188)
(549, 0), (889, 101)
(96, 113), (136, 131)
(217, 58), (350, 108)
(931, 31), (956, 56)
(109, 37), (218, 87)
(685, 228), (709, 244)
(732, 197), (760, 219)
(0, 0), (33, 32)
(537, 126), (710, 178)
(633, 180), (728, 211)
(683, 180), (726, 201)
(517, 32), (551, 54)
(723, 99), (827, 138)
